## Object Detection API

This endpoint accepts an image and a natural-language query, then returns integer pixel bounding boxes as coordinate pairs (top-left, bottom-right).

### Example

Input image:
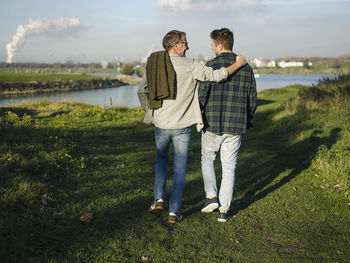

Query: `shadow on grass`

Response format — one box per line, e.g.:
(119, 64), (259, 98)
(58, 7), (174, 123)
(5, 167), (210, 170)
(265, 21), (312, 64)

(0, 97), (342, 262)
(230, 106), (341, 214)
(177, 101), (341, 219)
(255, 99), (275, 106)
(0, 118), (159, 262)
(0, 107), (36, 117)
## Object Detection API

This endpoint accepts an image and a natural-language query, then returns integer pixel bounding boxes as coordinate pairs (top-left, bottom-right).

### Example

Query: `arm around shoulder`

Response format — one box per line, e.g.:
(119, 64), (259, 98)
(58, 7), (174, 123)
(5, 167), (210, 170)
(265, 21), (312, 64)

(225, 55), (246, 75)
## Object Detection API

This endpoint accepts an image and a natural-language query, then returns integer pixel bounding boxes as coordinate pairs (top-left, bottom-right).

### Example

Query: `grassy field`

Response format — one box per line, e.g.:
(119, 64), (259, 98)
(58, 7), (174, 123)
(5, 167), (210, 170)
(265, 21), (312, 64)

(0, 72), (140, 85)
(0, 75), (349, 262)
(0, 72), (106, 82)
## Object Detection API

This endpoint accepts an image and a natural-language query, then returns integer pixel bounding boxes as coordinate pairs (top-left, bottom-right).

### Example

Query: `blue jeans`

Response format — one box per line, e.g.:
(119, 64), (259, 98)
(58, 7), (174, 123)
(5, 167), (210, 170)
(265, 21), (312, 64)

(201, 131), (242, 212)
(154, 127), (192, 213)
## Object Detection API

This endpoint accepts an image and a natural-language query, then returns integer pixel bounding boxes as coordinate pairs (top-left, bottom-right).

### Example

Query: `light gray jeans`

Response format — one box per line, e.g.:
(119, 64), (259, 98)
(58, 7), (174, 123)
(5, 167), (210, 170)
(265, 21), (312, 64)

(201, 131), (242, 212)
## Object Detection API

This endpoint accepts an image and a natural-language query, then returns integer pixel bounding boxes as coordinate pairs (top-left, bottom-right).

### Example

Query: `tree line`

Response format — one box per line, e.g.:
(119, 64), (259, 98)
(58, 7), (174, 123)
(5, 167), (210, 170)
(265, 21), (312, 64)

(0, 62), (146, 77)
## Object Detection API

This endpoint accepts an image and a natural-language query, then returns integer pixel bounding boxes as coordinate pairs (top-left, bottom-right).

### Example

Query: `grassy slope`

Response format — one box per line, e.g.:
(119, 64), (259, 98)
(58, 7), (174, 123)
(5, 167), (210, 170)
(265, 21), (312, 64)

(0, 78), (349, 262)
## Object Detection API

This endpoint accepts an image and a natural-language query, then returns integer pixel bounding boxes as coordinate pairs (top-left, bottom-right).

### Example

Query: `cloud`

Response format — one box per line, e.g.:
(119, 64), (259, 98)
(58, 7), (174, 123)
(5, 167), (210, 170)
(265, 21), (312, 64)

(264, 0), (342, 4)
(157, 0), (263, 13)
(6, 17), (90, 63)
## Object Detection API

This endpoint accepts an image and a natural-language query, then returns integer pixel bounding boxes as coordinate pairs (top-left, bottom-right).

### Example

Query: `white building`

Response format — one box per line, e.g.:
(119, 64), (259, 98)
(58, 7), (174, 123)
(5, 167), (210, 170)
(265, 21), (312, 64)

(100, 60), (109, 69)
(251, 57), (276, 68)
(278, 60), (303, 68)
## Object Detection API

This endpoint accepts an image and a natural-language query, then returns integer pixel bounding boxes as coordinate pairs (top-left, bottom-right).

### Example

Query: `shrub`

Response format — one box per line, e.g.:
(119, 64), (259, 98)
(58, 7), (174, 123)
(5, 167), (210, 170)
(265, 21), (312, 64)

(0, 111), (20, 124)
(135, 66), (145, 77)
(287, 74), (350, 112)
(120, 63), (135, 75)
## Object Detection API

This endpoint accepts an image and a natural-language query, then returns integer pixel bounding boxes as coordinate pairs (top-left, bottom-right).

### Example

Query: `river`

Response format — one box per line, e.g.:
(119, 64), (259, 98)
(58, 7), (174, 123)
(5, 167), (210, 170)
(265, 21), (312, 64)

(0, 74), (335, 108)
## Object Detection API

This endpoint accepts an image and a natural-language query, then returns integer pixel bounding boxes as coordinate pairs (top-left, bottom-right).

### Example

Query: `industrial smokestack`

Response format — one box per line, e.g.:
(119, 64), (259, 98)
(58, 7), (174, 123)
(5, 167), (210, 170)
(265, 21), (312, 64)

(6, 17), (87, 63)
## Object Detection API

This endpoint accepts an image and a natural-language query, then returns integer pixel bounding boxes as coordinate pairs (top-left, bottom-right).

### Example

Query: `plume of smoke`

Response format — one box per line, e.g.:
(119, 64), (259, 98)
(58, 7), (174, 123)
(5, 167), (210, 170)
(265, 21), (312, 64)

(6, 17), (87, 63)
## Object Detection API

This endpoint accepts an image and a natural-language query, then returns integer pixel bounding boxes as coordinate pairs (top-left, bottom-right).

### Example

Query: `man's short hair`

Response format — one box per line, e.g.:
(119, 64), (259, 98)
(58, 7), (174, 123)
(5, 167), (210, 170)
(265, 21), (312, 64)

(162, 30), (186, 51)
(210, 28), (234, 51)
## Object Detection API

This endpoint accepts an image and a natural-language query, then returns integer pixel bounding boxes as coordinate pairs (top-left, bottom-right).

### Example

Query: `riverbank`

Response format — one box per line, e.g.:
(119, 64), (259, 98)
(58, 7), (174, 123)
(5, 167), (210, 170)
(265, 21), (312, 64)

(0, 73), (140, 95)
(255, 65), (349, 75)
(0, 76), (349, 262)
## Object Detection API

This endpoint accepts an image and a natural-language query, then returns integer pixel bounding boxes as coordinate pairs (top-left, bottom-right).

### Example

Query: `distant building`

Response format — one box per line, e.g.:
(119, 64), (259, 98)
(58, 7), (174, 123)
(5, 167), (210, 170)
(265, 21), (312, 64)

(250, 57), (313, 68)
(100, 60), (109, 69)
(251, 57), (276, 68)
(278, 60), (303, 68)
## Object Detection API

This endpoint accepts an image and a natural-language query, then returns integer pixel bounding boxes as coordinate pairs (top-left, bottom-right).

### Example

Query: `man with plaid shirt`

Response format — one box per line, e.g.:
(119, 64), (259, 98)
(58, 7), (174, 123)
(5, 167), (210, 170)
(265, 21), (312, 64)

(198, 28), (257, 222)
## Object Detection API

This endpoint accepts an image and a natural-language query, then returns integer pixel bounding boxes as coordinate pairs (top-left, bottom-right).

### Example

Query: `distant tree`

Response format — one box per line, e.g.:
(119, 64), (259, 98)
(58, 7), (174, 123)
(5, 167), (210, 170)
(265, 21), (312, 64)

(120, 63), (135, 75)
(275, 60), (280, 68)
(331, 61), (341, 69)
(66, 60), (74, 65)
(135, 65), (145, 77)
(303, 59), (311, 69)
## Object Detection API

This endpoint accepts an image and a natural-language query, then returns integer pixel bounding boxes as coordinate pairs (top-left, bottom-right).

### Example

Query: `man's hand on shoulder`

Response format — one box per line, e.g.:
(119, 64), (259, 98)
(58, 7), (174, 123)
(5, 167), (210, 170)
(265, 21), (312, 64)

(225, 55), (246, 75)
(236, 55), (246, 67)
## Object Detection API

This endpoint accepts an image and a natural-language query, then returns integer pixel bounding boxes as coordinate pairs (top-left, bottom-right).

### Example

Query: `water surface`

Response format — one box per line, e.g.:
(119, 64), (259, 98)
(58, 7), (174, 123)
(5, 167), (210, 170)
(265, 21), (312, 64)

(0, 74), (335, 108)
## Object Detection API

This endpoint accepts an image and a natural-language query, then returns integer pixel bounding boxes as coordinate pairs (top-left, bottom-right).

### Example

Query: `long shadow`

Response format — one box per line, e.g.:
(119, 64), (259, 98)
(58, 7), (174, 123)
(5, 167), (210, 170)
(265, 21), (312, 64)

(177, 97), (341, 219)
(232, 127), (341, 214)
(225, 92), (342, 213)
(0, 107), (36, 117)
(256, 99), (275, 106)
(162, 100), (279, 217)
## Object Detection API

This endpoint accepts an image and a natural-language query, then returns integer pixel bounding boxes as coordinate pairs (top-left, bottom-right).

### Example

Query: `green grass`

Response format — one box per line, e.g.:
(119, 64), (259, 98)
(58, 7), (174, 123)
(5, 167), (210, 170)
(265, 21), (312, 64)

(0, 72), (104, 82)
(256, 64), (350, 75)
(0, 75), (349, 262)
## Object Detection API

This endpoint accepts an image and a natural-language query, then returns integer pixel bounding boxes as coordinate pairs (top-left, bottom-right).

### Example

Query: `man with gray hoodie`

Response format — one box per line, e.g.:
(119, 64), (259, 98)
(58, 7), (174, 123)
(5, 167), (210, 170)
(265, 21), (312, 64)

(138, 29), (246, 224)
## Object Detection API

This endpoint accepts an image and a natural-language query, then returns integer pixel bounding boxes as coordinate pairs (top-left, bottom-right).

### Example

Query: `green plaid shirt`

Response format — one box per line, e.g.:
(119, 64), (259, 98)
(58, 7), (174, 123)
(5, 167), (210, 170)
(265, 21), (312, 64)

(198, 52), (257, 135)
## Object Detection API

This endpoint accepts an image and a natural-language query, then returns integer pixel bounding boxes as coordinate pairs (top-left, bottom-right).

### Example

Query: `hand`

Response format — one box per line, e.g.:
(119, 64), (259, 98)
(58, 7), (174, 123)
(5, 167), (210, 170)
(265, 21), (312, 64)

(236, 55), (246, 67)
(226, 55), (247, 75)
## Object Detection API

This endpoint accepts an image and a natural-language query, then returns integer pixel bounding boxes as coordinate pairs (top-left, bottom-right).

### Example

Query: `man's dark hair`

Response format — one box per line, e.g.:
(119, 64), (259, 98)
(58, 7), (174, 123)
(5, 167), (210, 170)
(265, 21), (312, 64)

(162, 30), (186, 51)
(210, 28), (234, 51)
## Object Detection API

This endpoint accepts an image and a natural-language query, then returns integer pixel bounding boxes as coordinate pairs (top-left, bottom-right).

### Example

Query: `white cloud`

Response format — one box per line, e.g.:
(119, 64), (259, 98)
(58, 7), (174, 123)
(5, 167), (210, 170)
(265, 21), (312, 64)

(157, 0), (263, 13)
(263, 0), (346, 5)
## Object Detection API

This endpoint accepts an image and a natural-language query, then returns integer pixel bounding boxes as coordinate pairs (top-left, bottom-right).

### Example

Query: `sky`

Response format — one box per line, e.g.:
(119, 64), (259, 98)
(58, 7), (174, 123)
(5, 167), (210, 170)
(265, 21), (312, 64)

(0, 0), (349, 63)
